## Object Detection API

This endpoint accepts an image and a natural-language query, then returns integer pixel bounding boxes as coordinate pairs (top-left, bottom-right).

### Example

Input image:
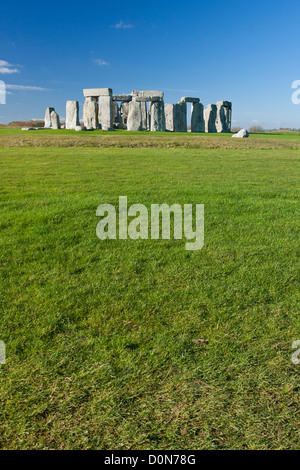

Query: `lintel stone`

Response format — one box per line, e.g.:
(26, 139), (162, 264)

(181, 97), (200, 103)
(83, 88), (112, 97)
(112, 95), (132, 102)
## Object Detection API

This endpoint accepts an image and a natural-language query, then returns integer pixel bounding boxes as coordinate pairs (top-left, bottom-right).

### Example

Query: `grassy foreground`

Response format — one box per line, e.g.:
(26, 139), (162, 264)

(0, 137), (299, 449)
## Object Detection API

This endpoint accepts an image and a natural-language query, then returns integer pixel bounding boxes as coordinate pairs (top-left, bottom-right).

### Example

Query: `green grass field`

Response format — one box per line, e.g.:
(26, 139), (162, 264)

(0, 130), (299, 449)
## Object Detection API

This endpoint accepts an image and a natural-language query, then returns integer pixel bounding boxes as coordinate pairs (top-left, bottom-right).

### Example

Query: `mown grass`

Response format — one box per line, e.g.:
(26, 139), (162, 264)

(1, 128), (300, 149)
(0, 141), (299, 450)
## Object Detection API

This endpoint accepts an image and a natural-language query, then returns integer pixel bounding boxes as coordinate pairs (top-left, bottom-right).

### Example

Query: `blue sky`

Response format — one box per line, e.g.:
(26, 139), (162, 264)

(0, 0), (300, 128)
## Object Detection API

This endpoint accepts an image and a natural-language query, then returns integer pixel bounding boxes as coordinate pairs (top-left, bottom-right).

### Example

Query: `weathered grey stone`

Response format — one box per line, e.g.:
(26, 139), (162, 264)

(204, 104), (217, 133)
(112, 102), (123, 129)
(191, 102), (205, 132)
(83, 96), (98, 129)
(150, 100), (165, 132)
(21, 127), (35, 131)
(75, 126), (87, 131)
(83, 88), (112, 97)
(99, 95), (114, 130)
(140, 101), (147, 130)
(174, 102), (187, 132)
(44, 107), (54, 128)
(50, 110), (60, 129)
(136, 95), (162, 102)
(66, 101), (80, 129)
(127, 100), (143, 131)
(216, 101), (232, 132)
(181, 97), (200, 103)
(112, 95), (132, 102)
(120, 101), (129, 129)
(164, 103), (174, 132)
(232, 128), (248, 138)
(139, 90), (164, 99)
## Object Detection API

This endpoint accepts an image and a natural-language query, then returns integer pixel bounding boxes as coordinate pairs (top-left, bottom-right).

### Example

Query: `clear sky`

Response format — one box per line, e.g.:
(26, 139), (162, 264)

(0, 0), (300, 128)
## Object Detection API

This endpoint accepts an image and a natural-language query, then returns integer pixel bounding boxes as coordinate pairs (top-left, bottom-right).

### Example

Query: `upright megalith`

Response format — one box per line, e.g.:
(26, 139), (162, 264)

(50, 110), (60, 129)
(66, 101), (79, 129)
(150, 100), (165, 132)
(127, 100), (143, 131)
(204, 104), (217, 133)
(120, 101), (129, 129)
(215, 101), (232, 132)
(99, 93), (113, 131)
(191, 102), (205, 132)
(174, 102), (187, 132)
(44, 107), (54, 128)
(83, 96), (98, 130)
(112, 101), (123, 129)
(164, 103), (174, 131)
(140, 101), (147, 130)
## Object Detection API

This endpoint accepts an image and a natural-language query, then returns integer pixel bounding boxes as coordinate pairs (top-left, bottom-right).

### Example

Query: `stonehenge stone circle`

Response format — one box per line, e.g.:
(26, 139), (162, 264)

(66, 101), (79, 129)
(41, 87), (232, 133)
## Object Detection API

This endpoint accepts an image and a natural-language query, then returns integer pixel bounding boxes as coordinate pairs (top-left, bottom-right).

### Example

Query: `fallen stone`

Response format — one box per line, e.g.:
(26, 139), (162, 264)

(66, 100), (80, 129)
(181, 97), (200, 103)
(21, 127), (35, 131)
(75, 126), (87, 131)
(83, 88), (112, 97)
(232, 128), (249, 138)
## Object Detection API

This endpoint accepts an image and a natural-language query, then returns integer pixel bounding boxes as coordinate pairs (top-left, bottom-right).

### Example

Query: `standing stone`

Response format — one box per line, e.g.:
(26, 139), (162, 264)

(164, 103), (174, 131)
(204, 104), (217, 133)
(44, 107), (54, 128)
(150, 100), (165, 132)
(216, 101), (227, 133)
(83, 96), (98, 130)
(120, 101), (129, 129)
(140, 101), (147, 130)
(66, 101), (80, 129)
(191, 102), (205, 132)
(174, 102), (187, 132)
(127, 100), (143, 131)
(99, 95), (113, 131)
(50, 110), (60, 129)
